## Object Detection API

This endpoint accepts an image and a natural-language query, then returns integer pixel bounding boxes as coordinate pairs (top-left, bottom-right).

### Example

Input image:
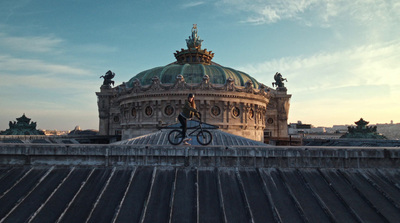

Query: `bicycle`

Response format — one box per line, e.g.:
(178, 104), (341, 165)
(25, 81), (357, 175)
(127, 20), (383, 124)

(168, 118), (212, 146)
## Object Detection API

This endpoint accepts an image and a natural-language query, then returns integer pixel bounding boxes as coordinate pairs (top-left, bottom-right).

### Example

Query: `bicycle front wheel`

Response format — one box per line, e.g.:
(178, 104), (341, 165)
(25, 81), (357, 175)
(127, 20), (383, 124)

(168, 130), (184, 145)
(197, 130), (212, 145)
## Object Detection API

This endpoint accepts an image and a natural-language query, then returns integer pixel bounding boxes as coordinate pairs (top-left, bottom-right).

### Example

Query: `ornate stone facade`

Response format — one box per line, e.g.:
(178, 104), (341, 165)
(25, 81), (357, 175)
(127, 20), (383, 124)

(97, 75), (269, 141)
(96, 25), (291, 142)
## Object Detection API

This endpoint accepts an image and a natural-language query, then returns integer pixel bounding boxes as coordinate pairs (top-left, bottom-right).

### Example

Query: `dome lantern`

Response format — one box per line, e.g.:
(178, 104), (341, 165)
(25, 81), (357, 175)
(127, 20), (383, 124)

(174, 24), (214, 65)
(186, 24), (203, 50)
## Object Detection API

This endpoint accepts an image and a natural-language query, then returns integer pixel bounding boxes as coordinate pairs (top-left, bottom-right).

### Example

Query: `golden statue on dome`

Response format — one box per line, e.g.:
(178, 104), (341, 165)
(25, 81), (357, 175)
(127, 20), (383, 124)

(186, 24), (203, 50)
(175, 24), (214, 65)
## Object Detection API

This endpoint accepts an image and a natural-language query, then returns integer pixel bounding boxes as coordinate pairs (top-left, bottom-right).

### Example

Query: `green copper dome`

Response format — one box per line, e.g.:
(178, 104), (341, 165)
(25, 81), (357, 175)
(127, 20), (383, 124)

(127, 62), (260, 88)
(126, 25), (260, 89)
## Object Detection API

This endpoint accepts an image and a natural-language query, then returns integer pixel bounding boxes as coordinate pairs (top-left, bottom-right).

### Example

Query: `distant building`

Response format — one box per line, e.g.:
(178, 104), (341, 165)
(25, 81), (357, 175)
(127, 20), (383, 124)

(376, 122), (400, 140)
(288, 121), (312, 135)
(0, 114), (44, 135)
(68, 126), (98, 136)
(341, 118), (386, 139)
(41, 130), (69, 136)
(330, 125), (350, 134)
(96, 25), (291, 142)
(288, 121), (345, 140)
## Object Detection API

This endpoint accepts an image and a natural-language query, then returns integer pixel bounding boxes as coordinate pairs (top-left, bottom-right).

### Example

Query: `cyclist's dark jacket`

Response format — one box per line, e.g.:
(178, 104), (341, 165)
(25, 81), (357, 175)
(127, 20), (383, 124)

(180, 101), (200, 119)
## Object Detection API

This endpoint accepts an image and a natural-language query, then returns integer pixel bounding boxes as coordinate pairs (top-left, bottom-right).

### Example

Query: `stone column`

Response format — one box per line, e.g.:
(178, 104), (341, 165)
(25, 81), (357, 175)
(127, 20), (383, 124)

(96, 86), (114, 135)
(274, 88), (291, 138)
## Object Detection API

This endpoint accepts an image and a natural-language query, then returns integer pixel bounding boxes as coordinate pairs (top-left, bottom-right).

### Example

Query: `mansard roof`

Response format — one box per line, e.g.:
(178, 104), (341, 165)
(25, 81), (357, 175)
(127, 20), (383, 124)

(1, 164), (400, 222)
(1, 144), (400, 222)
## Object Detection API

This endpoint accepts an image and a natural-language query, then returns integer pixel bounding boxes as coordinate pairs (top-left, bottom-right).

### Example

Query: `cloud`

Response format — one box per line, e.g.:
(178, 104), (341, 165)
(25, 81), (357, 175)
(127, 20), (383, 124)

(238, 40), (400, 126)
(0, 98), (99, 130)
(217, 0), (317, 24)
(181, 1), (205, 9)
(245, 6), (280, 24)
(217, 0), (400, 27)
(0, 72), (98, 91)
(75, 43), (118, 54)
(0, 70), (99, 131)
(0, 54), (99, 111)
(0, 31), (120, 62)
(0, 33), (64, 53)
(0, 29), (108, 131)
(0, 54), (91, 76)
(240, 40), (400, 93)
(0, 0), (32, 22)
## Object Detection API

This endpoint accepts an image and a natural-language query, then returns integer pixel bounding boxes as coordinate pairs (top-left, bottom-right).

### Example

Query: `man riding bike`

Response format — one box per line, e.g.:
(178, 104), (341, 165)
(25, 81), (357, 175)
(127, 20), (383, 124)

(178, 93), (201, 145)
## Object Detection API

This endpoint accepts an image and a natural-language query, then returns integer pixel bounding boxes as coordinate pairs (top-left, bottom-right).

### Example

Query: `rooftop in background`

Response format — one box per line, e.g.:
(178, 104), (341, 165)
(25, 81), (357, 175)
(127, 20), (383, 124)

(0, 114), (44, 136)
(289, 120), (400, 140)
(341, 118), (387, 139)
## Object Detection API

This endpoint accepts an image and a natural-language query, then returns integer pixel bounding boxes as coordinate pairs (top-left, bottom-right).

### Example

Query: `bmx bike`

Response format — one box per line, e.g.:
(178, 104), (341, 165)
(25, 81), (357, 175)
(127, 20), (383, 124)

(168, 118), (212, 146)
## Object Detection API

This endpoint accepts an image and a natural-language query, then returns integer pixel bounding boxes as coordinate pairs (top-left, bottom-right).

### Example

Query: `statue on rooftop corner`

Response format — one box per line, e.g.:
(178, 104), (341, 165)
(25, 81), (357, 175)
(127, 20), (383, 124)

(272, 72), (287, 89)
(100, 70), (115, 86)
(186, 24), (203, 50)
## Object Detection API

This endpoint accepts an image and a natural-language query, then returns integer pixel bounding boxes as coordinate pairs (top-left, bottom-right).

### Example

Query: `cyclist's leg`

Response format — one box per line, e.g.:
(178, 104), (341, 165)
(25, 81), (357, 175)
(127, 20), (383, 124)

(178, 115), (187, 138)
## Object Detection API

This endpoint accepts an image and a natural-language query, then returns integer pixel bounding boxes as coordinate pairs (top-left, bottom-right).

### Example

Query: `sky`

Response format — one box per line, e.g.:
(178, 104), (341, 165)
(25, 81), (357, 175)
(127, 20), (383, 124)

(0, 0), (399, 131)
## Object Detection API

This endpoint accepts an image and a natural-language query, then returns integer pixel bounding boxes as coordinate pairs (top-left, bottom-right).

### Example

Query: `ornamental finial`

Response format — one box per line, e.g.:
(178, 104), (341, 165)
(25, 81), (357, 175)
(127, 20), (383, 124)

(186, 24), (203, 49)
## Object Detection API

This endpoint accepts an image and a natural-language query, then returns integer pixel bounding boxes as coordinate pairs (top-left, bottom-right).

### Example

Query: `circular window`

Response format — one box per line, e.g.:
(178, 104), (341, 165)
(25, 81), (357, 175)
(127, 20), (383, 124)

(113, 116), (120, 123)
(267, 118), (274, 124)
(211, 106), (221, 117)
(249, 108), (254, 119)
(164, 105), (174, 116)
(145, 106), (153, 116)
(131, 108), (137, 117)
(232, 107), (240, 118)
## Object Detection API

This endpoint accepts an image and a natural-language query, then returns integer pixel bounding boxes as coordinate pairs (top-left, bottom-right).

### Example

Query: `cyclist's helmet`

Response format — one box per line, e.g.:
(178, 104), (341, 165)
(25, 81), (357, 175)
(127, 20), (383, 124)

(188, 93), (195, 98)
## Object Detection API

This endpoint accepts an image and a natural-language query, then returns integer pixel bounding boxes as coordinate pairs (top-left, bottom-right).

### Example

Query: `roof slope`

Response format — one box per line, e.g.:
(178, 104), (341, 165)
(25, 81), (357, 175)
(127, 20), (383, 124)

(114, 127), (266, 146)
(1, 166), (400, 222)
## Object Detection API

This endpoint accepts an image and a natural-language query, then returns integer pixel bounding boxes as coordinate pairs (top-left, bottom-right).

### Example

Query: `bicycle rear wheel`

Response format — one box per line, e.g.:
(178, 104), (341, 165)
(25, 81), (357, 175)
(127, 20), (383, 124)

(197, 130), (212, 145)
(168, 130), (184, 145)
